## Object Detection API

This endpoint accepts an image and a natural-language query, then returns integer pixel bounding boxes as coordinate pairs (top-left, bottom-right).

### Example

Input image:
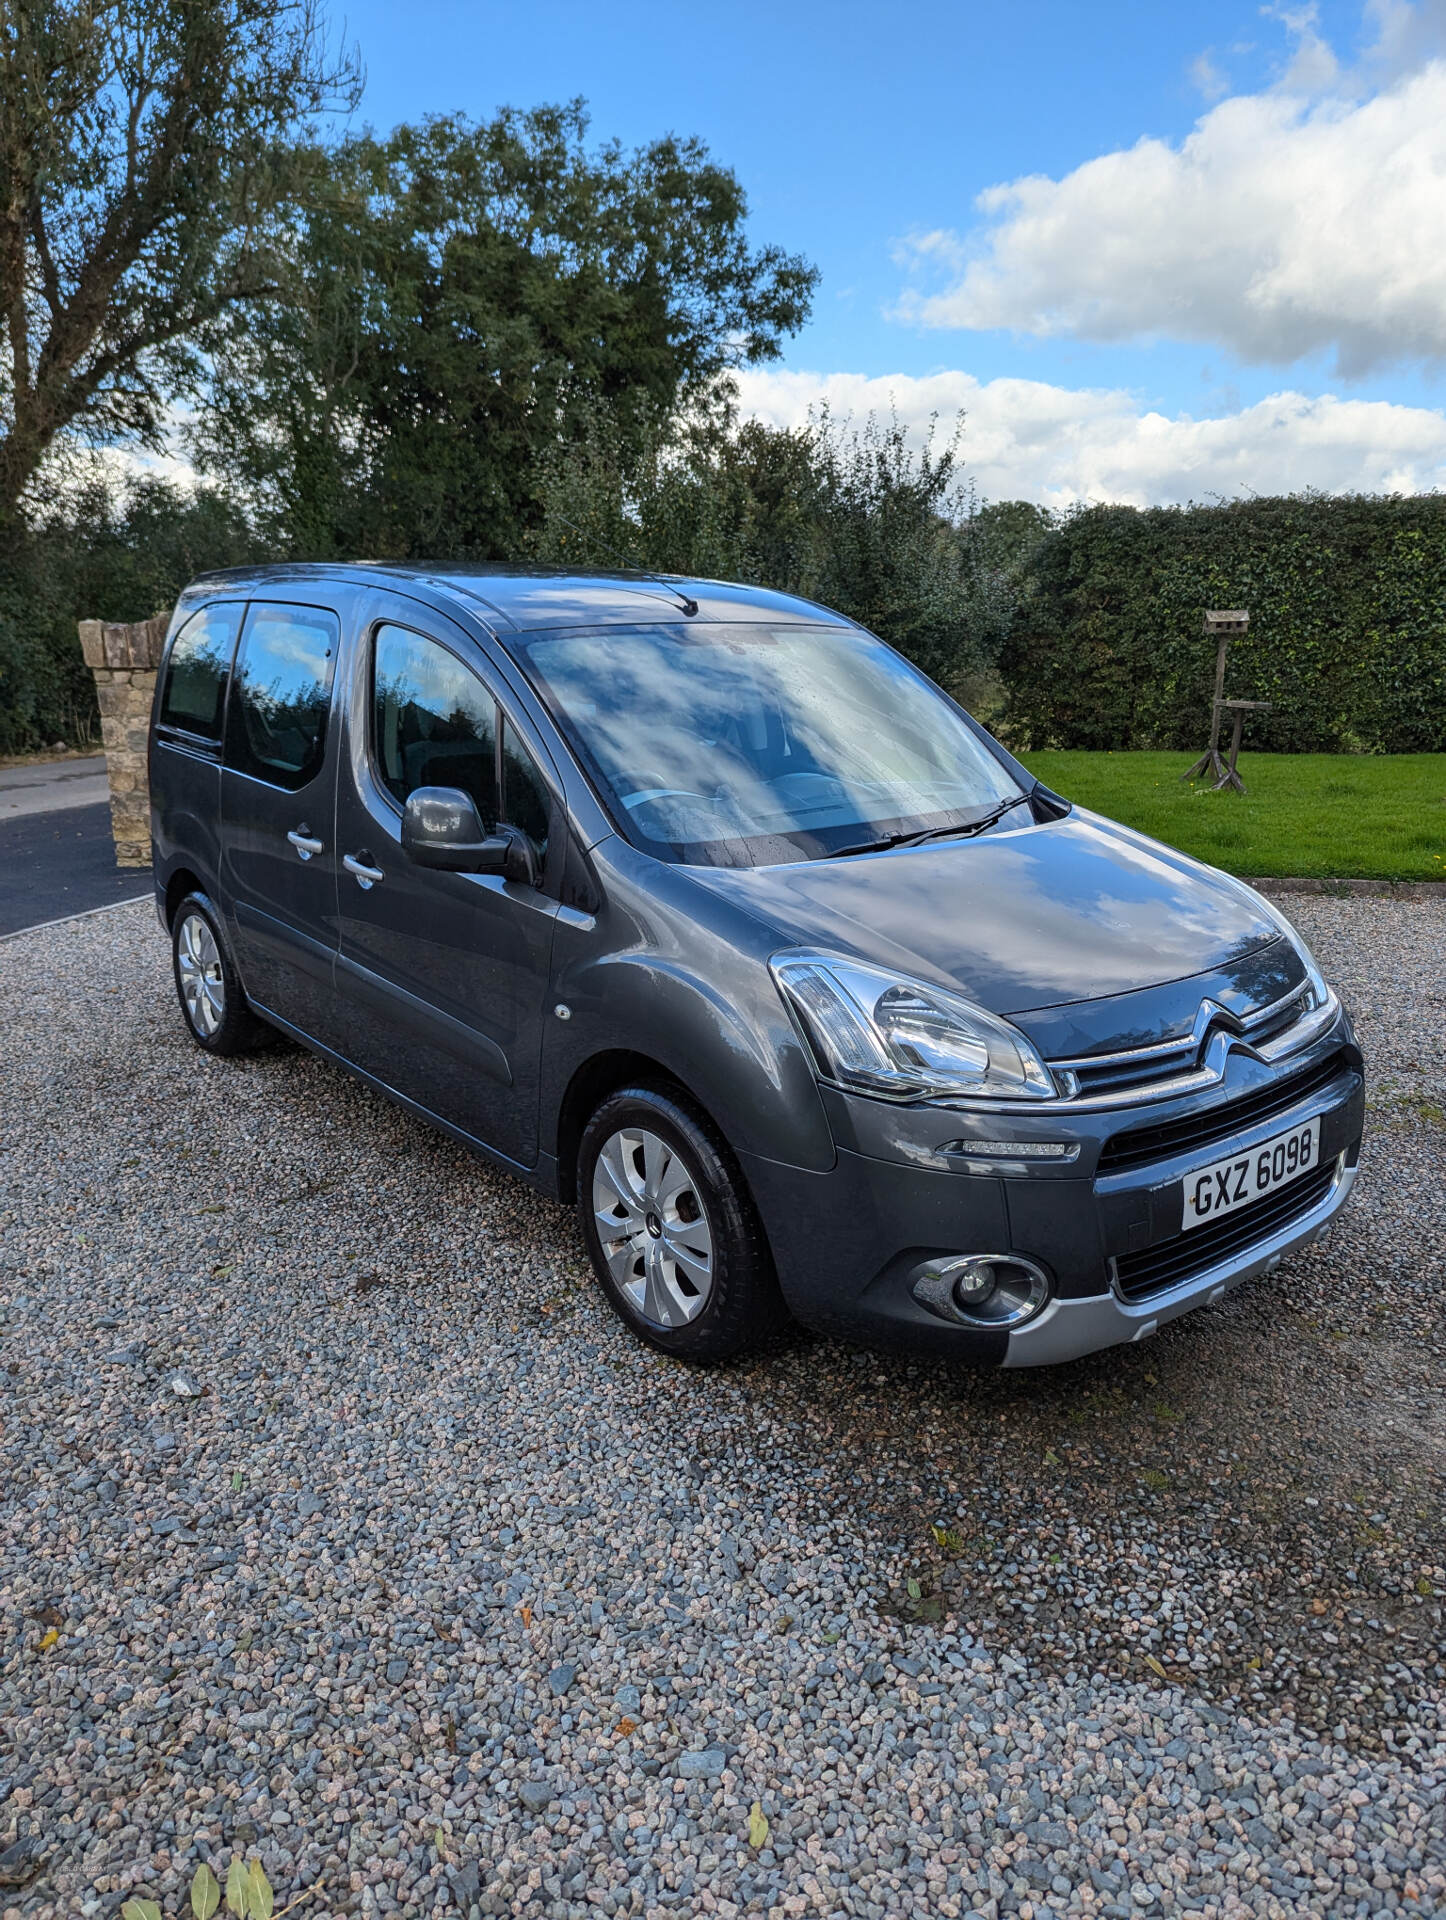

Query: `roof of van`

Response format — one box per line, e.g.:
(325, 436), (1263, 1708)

(183, 563), (852, 634)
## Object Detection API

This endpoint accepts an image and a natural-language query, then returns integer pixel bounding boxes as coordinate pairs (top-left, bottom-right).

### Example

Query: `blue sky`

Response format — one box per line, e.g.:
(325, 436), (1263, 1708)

(330, 0), (1446, 504)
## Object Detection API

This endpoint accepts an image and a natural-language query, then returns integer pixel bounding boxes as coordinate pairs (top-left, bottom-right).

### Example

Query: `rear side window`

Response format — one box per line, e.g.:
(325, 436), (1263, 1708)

(373, 624), (500, 826)
(158, 604), (242, 740)
(227, 603), (339, 791)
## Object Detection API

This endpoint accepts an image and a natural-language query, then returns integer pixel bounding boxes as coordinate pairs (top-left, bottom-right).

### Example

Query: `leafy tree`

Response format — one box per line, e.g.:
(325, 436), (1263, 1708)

(196, 104), (818, 556)
(0, 474), (258, 752)
(0, 0), (358, 528)
(531, 404), (1007, 694)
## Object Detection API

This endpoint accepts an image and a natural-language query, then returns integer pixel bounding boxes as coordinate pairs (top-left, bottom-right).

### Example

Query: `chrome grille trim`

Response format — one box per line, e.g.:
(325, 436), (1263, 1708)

(1049, 981), (1313, 1076)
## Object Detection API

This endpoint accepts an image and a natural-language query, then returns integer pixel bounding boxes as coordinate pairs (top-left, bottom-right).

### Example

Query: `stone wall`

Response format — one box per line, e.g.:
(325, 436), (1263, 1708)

(78, 615), (169, 869)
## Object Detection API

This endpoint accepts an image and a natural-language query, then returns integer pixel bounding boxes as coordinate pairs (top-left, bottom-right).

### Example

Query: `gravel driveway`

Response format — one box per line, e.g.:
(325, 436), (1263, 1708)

(1, 896), (1442, 1920)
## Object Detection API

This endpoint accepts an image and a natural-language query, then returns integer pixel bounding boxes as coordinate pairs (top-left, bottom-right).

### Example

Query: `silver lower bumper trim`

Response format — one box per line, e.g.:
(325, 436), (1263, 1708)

(1002, 1157), (1357, 1368)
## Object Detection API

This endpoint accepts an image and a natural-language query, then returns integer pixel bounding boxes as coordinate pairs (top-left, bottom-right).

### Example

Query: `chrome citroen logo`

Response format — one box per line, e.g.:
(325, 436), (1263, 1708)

(1191, 998), (1254, 1073)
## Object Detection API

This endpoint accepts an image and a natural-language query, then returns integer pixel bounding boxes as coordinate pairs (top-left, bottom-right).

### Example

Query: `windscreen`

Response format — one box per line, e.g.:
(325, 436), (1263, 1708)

(519, 622), (1023, 866)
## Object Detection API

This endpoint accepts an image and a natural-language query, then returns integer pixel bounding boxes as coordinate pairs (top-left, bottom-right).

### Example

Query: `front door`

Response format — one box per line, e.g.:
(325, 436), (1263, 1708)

(219, 598), (345, 1047)
(331, 607), (558, 1167)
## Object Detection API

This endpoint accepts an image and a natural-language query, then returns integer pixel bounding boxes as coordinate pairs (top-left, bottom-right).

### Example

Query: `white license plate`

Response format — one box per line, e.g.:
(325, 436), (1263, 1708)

(1181, 1117), (1319, 1231)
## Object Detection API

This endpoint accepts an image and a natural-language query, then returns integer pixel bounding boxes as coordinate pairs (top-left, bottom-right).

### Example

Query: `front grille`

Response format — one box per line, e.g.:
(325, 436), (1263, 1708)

(1061, 985), (1314, 1102)
(1070, 1042), (1197, 1098)
(1098, 1050), (1351, 1174)
(1112, 1160), (1337, 1302)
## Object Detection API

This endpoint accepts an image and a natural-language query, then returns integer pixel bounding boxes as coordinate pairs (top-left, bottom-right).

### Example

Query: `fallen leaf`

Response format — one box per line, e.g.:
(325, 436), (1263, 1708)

(519, 1604), (533, 1629)
(226, 1858), (249, 1918)
(1043, 1448), (1062, 1468)
(614, 1717), (637, 1737)
(191, 1861), (221, 1920)
(747, 1802), (769, 1849)
(247, 1858), (274, 1920)
(38, 1627), (59, 1651)
(121, 1902), (163, 1920)
(906, 1577), (921, 1601)
(1143, 1654), (1168, 1680)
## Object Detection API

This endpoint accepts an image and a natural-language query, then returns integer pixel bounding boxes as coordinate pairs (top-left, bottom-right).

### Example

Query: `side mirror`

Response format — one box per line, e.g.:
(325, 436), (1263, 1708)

(400, 786), (538, 884)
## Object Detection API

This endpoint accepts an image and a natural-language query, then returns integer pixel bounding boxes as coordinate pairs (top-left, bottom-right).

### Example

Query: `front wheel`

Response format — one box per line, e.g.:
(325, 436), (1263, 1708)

(578, 1085), (786, 1362)
(170, 892), (266, 1056)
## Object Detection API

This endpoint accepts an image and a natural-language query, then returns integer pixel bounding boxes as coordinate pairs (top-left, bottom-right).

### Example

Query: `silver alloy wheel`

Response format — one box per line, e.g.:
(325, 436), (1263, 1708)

(177, 911), (225, 1038)
(591, 1126), (715, 1328)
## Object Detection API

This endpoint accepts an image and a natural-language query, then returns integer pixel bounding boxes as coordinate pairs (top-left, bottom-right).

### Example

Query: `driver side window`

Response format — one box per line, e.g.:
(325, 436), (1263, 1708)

(372, 624), (550, 856)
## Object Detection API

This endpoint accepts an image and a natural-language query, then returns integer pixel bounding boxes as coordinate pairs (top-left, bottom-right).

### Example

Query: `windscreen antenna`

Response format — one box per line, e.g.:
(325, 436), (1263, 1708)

(551, 512), (699, 617)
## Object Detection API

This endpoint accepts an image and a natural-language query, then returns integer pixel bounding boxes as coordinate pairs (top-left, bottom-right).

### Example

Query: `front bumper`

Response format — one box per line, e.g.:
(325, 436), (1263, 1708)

(1002, 1154), (1355, 1366)
(741, 1014), (1364, 1366)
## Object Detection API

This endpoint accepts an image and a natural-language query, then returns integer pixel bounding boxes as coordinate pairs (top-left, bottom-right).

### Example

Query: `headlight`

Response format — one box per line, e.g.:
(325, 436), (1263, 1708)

(770, 950), (1057, 1101)
(1250, 892), (1337, 1015)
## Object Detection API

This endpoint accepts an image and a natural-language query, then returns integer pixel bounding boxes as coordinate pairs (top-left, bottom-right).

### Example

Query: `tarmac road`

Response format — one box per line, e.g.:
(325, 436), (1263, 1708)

(0, 758), (150, 936)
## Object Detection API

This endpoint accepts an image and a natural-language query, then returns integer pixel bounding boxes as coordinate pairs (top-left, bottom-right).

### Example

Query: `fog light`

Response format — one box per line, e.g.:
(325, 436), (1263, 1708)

(953, 1263), (996, 1303)
(910, 1253), (1052, 1329)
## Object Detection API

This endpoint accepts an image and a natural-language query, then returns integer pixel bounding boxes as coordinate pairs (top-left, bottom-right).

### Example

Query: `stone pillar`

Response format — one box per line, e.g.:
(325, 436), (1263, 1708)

(77, 614), (171, 868)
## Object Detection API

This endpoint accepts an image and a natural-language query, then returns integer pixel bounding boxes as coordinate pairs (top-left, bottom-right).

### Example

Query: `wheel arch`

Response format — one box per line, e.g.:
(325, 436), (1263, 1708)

(554, 1049), (692, 1204)
(164, 866), (207, 928)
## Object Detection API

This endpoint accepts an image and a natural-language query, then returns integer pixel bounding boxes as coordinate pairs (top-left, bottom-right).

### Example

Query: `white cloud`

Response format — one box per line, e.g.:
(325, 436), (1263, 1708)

(1189, 51), (1231, 102)
(732, 367), (1446, 508)
(896, 35), (1446, 374)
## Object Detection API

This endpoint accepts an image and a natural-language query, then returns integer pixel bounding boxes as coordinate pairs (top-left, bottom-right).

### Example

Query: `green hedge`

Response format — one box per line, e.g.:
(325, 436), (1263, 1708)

(998, 494), (1446, 753)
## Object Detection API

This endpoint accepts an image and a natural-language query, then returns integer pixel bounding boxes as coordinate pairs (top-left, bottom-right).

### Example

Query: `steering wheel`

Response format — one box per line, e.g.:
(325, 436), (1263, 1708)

(621, 788), (710, 812)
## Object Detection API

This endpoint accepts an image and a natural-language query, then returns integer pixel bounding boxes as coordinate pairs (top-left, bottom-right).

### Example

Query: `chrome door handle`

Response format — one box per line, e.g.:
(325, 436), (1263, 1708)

(343, 852), (385, 889)
(287, 828), (324, 861)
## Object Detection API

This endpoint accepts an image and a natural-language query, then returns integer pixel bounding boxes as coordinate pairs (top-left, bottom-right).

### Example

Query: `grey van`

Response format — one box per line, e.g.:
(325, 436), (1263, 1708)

(149, 566), (1363, 1366)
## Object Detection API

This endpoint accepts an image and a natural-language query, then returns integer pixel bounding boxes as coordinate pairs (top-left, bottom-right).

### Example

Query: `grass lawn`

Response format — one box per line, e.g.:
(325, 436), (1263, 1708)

(1018, 751), (1446, 882)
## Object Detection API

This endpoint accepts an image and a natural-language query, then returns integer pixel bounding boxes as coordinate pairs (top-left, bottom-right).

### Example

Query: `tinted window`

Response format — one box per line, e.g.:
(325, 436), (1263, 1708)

(227, 603), (338, 790)
(373, 625), (499, 827)
(158, 604), (242, 740)
(503, 720), (550, 854)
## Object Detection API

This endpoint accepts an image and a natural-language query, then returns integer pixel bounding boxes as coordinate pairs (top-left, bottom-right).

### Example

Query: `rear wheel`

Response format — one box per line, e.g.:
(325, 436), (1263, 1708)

(578, 1085), (786, 1361)
(170, 892), (265, 1056)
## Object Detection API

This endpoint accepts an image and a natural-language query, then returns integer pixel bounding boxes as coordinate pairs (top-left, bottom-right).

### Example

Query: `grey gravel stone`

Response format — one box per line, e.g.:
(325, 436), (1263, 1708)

(547, 1662), (577, 1696)
(0, 897), (1442, 1920)
(446, 1858), (481, 1902)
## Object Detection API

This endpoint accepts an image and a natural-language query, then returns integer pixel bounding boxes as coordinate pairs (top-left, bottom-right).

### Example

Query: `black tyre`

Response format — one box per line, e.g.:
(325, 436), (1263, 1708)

(578, 1084), (787, 1361)
(170, 891), (266, 1057)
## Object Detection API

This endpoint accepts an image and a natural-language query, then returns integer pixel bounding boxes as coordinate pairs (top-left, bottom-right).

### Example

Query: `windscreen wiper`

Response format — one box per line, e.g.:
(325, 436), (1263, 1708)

(828, 792), (1032, 860)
